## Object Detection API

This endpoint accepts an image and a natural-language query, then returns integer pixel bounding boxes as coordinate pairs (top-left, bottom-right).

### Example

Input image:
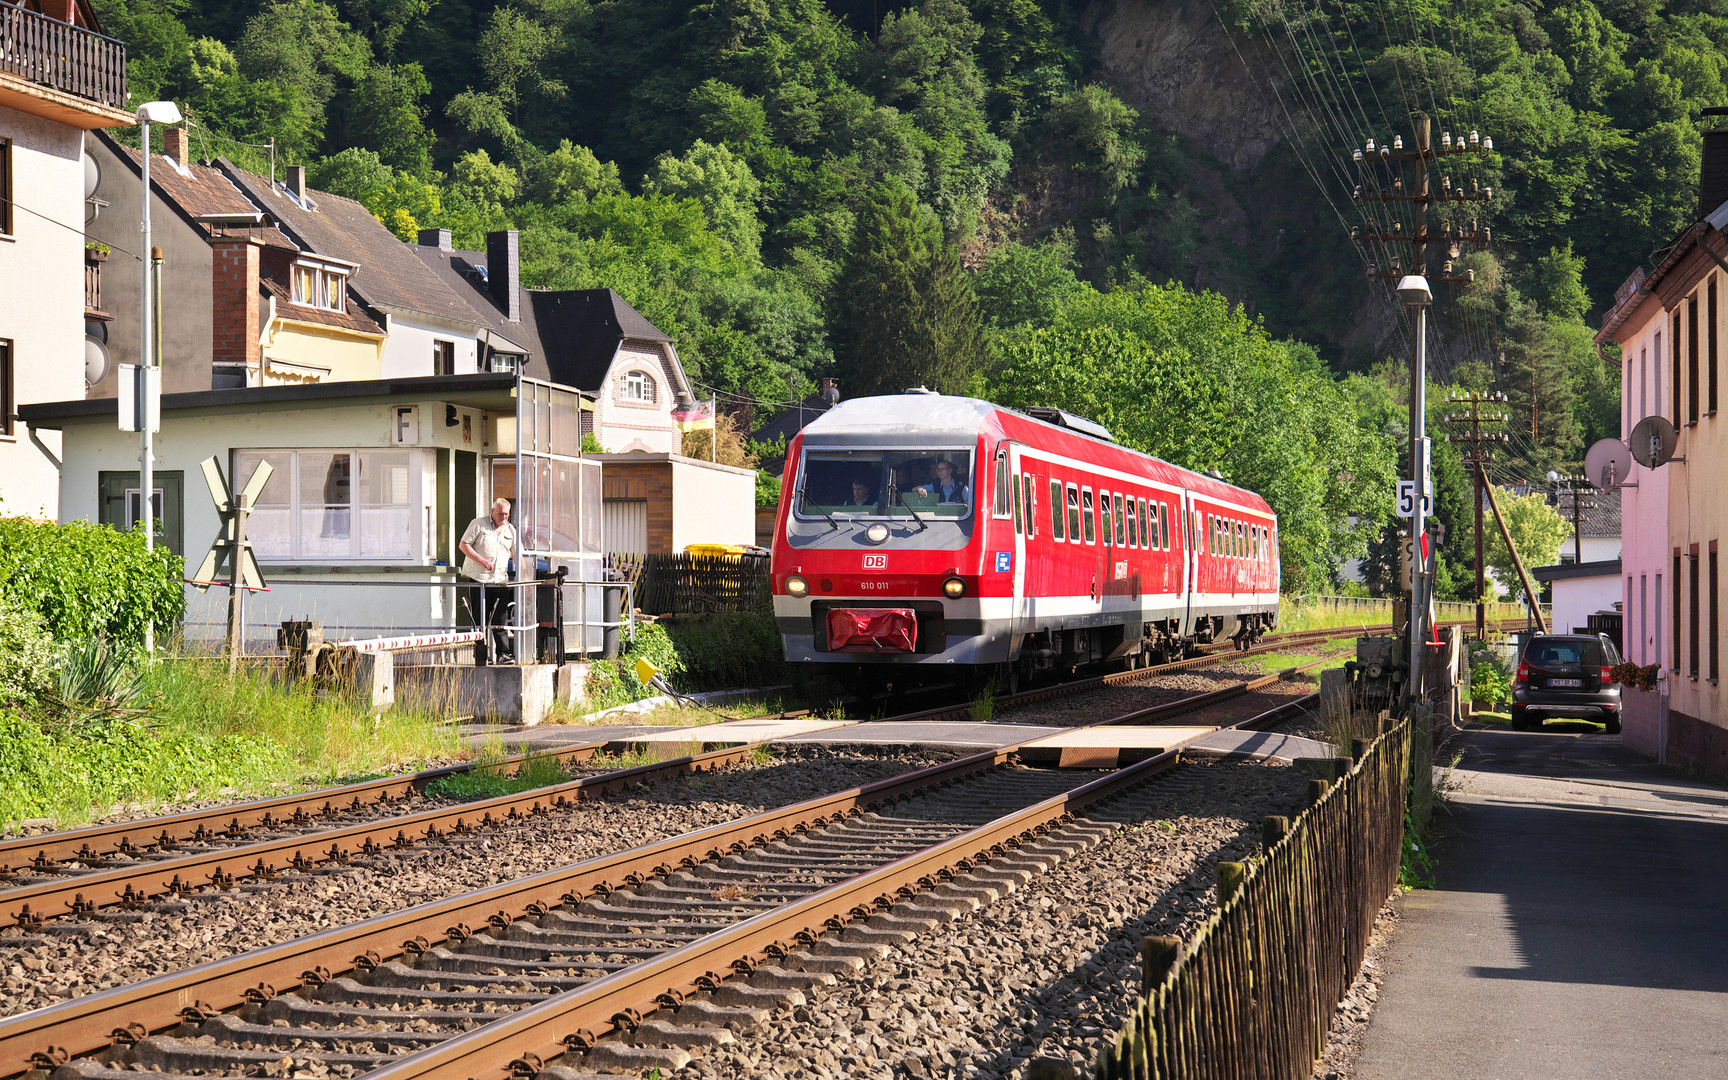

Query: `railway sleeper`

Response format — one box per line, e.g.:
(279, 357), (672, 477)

(622, 1017), (737, 1050)
(313, 973), (547, 1009)
(414, 946), (632, 978)
(569, 1040), (691, 1076)
(364, 959), (591, 993)
(523, 1068), (639, 1080)
(660, 998), (772, 1031)
(117, 1033), (387, 1074)
(193, 1012), (443, 1053)
(255, 992), (482, 1031)
(453, 932), (670, 962)
(572, 898), (753, 925)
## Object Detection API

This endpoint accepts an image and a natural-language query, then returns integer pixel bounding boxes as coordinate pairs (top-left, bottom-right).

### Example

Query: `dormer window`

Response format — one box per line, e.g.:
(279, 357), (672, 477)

(290, 256), (356, 312)
(620, 369), (655, 403)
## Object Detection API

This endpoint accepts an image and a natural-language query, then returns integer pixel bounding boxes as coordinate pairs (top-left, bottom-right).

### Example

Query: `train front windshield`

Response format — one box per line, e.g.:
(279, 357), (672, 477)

(796, 449), (976, 520)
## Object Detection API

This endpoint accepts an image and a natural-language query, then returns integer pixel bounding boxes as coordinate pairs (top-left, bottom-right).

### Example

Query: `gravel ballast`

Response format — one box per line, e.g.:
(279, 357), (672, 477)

(0, 746), (958, 1018)
(675, 757), (1312, 1080)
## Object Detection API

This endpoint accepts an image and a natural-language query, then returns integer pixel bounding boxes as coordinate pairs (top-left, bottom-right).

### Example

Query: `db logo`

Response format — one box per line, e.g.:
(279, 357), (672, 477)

(863, 554), (888, 569)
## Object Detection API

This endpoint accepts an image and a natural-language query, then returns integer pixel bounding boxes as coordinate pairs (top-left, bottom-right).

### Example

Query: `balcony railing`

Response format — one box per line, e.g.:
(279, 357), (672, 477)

(0, 1), (127, 110)
(85, 247), (108, 318)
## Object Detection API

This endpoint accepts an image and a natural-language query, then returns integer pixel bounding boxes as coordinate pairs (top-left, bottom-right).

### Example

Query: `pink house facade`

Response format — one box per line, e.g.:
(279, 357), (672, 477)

(1598, 267), (1672, 758)
(1596, 126), (1728, 773)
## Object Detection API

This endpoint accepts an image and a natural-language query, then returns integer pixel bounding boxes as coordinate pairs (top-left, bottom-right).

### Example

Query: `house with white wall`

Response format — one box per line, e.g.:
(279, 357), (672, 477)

(0, 0), (133, 518)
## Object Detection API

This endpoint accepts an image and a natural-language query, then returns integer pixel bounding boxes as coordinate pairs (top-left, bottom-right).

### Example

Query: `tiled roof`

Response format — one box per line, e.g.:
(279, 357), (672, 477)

(531, 289), (671, 391)
(1570, 493), (1621, 538)
(103, 136), (297, 251)
(410, 244), (550, 381)
(219, 162), (489, 327)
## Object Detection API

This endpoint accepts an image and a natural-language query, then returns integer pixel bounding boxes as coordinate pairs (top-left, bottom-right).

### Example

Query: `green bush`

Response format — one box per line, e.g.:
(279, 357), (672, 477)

(1469, 650), (1512, 709)
(584, 622), (688, 711)
(0, 592), (55, 706)
(0, 519), (184, 647)
(666, 607), (783, 690)
(0, 709), (291, 830)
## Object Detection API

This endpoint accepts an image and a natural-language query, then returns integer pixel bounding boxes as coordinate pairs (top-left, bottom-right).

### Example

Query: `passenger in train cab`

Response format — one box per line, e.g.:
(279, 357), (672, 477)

(917, 459), (971, 505)
(843, 479), (876, 507)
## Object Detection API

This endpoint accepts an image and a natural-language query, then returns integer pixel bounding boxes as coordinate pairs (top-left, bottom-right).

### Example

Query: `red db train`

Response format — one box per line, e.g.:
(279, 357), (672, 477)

(769, 393), (1280, 689)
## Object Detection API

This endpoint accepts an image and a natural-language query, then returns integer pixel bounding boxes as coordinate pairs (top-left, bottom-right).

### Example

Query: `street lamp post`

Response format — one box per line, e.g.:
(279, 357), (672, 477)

(1398, 274), (1433, 705)
(136, 101), (181, 655)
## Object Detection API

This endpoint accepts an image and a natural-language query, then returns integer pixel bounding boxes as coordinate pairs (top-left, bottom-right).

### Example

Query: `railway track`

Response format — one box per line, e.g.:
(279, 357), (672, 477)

(0, 616), (1445, 931)
(0, 661), (1332, 1080)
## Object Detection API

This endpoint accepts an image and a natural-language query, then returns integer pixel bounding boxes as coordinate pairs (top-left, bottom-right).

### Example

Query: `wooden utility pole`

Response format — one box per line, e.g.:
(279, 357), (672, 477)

(1445, 392), (1510, 639)
(1349, 115), (1493, 288)
(1551, 474), (1596, 566)
(1482, 471), (1548, 634)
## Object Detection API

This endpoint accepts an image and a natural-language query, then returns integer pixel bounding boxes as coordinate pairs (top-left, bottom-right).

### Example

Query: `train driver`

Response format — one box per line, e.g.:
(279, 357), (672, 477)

(843, 479), (876, 507)
(917, 459), (970, 505)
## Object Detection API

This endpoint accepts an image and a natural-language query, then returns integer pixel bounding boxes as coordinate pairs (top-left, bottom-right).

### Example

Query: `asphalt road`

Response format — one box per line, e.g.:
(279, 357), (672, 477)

(1353, 725), (1728, 1079)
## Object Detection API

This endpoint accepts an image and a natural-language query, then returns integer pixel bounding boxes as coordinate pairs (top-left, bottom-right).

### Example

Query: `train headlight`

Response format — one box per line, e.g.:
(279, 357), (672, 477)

(785, 575), (809, 598)
(942, 577), (966, 599)
(865, 523), (890, 544)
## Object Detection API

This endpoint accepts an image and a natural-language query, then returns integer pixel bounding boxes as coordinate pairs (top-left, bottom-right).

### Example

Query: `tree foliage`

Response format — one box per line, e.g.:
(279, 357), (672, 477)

(1484, 486), (1574, 596)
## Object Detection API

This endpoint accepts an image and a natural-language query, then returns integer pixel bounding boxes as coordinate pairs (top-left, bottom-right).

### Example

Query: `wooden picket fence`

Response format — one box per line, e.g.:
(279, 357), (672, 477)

(606, 552), (771, 616)
(1086, 717), (1411, 1080)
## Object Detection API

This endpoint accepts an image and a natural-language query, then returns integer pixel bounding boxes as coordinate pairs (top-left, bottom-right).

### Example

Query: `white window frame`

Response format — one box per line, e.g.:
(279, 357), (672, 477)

(619, 369), (654, 404)
(289, 256), (357, 313)
(235, 448), (431, 563)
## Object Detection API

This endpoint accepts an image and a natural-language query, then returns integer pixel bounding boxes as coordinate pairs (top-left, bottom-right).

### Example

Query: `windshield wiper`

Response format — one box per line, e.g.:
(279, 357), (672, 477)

(890, 479), (928, 532)
(799, 482), (839, 531)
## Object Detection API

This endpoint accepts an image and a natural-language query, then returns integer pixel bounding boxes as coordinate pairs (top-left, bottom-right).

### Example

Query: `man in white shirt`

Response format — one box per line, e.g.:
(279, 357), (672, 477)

(460, 497), (518, 664)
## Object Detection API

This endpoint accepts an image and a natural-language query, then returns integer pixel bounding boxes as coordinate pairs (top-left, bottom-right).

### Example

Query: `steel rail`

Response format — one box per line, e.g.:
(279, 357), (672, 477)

(0, 655), (1332, 1078)
(0, 747), (1017, 1079)
(362, 748), (1186, 1080)
(0, 739), (769, 930)
(0, 741), (613, 872)
(356, 683), (1331, 1080)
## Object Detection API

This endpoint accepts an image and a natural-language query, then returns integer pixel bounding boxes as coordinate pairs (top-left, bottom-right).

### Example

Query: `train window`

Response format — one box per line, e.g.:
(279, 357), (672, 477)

(1210, 516), (1218, 555)
(1081, 488), (1096, 543)
(1052, 481), (1066, 539)
(993, 448), (1011, 519)
(1099, 490), (1111, 546)
(1011, 471), (1022, 534)
(1024, 475), (1036, 537)
(1156, 503), (1167, 549)
(1066, 484), (1081, 541)
(1113, 494), (1125, 546)
(1237, 521), (1245, 558)
(1126, 497), (1137, 548)
(794, 448), (975, 520)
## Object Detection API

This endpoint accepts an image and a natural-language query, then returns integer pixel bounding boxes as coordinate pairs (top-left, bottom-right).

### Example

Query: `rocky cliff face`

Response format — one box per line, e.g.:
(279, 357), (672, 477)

(1076, 0), (1402, 366)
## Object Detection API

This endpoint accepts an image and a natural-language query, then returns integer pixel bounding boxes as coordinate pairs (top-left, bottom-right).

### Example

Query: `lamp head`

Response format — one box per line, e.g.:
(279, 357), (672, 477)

(136, 101), (181, 125)
(1396, 274), (1432, 306)
(1547, 470), (1559, 484)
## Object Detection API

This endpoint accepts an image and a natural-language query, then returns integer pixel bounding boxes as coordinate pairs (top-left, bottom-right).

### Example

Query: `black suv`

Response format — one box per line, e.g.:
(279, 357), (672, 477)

(1511, 633), (1623, 733)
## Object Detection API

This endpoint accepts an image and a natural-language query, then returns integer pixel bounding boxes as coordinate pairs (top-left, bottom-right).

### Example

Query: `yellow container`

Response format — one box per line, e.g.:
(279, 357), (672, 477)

(684, 543), (750, 557)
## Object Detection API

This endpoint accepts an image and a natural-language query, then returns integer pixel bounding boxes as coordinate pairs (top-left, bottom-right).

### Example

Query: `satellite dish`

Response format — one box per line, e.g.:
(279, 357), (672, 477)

(83, 151), (100, 200)
(84, 336), (111, 386)
(1584, 437), (1634, 490)
(1629, 416), (1681, 469)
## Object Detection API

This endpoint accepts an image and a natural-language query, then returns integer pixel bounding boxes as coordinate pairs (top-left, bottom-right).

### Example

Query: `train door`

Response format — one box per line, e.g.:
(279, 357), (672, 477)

(1180, 491), (1197, 636)
(1007, 446), (1029, 636)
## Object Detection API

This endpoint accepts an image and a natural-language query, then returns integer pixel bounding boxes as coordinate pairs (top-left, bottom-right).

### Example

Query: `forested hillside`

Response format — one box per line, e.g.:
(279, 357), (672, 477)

(91, 0), (1725, 592)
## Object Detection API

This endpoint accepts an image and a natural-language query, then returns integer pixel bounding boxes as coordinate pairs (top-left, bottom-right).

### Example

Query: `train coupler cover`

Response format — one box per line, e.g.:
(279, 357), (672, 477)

(827, 608), (918, 652)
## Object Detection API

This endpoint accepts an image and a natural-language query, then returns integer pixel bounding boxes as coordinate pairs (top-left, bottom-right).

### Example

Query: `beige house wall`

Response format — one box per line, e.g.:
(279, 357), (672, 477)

(0, 105), (85, 518)
(594, 342), (680, 454)
(54, 396), (502, 649)
(262, 317), (385, 386)
(1663, 264), (1725, 765)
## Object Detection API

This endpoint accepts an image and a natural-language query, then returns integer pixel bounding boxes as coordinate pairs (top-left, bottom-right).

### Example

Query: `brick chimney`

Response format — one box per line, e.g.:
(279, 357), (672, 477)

(211, 237), (261, 376)
(286, 165), (307, 204)
(162, 125), (189, 167)
(486, 230), (521, 322)
(1701, 129), (1728, 221)
(418, 228), (452, 251)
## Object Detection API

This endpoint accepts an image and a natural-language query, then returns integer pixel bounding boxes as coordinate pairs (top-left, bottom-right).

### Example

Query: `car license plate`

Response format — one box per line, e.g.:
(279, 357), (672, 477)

(1550, 678), (1582, 688)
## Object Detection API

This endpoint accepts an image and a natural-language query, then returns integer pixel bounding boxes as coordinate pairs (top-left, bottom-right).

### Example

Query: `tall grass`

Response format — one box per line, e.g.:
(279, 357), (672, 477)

(0, 656), (465, 832)
(144, 657), (464, 783)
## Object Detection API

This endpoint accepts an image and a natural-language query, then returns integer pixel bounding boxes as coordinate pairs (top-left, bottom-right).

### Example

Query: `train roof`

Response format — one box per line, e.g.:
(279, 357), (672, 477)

(797, 394), (1273, 514)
